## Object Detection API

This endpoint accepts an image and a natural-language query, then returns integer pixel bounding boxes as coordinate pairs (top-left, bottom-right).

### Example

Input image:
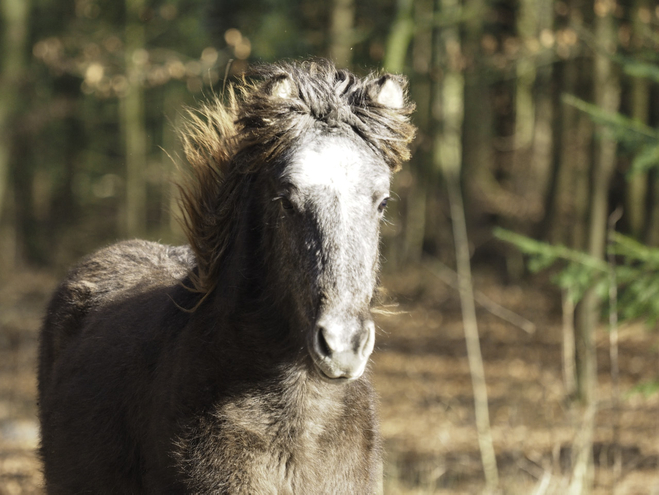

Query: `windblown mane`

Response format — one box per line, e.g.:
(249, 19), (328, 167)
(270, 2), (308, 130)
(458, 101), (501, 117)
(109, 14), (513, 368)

(178, 59), (416, 297)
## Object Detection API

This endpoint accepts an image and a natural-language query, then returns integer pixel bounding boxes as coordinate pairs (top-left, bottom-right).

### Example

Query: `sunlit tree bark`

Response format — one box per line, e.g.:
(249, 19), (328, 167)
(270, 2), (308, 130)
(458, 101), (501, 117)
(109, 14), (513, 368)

(628, 80), (649, 237)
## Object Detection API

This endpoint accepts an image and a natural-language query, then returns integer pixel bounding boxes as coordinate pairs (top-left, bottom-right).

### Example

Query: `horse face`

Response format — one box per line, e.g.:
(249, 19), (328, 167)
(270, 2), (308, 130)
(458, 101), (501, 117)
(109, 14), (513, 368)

(267, 133), (391, 382)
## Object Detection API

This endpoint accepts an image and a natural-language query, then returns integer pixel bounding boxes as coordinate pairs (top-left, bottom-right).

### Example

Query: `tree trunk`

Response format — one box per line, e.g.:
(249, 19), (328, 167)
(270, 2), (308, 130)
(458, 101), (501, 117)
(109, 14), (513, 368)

(461, 0), (493, 233)
(576, 0), (620, 403)
(572, 2), (620, 492)
(0, 0), (30, 267)
(401, 0), (433, 264)
(648, 81), (659, 246)
(628, 0), (650, 239)
(123, 0), (148, 238)
(383, 0), (415, 74)
(329, 0), (355, 68)
(514, 0), (537, 151)
(529, 0), (554, 218)
(538, 58), (568, 242)
(432, 0), (499, 489)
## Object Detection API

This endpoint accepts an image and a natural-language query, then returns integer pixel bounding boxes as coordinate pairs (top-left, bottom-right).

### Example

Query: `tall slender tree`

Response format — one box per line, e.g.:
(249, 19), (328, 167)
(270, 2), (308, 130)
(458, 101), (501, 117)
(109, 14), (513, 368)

(383, 0), (414, 74)
(572, 1), (620, 492)
(329, 0), (355, 67)
(461, 0), (493, 228)
(0, 0), (31, 266)
(432, 0), (499, 489)
(514, 0), (537, 150)
(122, 0), (148, 238)
(628, 0), (650, 239)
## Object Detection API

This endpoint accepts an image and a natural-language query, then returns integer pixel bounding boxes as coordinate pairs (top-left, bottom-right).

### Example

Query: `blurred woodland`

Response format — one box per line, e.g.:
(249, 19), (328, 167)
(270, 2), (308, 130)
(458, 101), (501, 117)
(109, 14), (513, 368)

(0, 0), (657, 273)
(2, 0), (659, 493)
(0, 0), (656, 271)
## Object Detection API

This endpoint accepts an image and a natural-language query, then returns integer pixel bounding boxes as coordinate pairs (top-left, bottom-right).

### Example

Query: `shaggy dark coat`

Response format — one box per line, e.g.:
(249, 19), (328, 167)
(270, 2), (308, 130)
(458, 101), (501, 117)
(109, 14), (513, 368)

(38, 60), (415, 494)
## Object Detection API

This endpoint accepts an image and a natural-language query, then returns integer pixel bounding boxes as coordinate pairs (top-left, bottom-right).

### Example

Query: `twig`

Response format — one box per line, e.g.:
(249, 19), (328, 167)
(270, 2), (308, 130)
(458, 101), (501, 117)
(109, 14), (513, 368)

(424, 257), (536, 333)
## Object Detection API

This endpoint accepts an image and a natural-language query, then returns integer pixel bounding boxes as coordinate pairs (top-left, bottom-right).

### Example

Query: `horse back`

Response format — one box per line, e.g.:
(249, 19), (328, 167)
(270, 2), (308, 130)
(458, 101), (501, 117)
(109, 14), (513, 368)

(37, 240), (194, 401)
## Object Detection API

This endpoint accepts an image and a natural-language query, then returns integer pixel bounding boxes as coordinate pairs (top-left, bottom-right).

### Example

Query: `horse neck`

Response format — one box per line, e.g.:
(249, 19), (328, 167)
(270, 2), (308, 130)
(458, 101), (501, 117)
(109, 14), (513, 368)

(194, 195), (300, 360)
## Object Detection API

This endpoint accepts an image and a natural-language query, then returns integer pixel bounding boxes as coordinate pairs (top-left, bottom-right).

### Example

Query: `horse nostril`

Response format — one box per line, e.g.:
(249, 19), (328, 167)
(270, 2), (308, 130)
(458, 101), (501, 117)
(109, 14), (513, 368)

(316, 327), (332, 358)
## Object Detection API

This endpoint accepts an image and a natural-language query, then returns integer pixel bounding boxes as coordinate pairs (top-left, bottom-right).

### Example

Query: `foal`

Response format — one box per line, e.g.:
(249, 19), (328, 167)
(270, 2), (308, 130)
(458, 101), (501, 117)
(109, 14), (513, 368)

(38, 60), (415, 494)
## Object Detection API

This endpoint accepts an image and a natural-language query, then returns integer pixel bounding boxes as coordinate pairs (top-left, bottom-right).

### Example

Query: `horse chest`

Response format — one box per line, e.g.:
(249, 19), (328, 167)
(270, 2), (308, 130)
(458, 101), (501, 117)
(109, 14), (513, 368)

(179, 386), (371, 494)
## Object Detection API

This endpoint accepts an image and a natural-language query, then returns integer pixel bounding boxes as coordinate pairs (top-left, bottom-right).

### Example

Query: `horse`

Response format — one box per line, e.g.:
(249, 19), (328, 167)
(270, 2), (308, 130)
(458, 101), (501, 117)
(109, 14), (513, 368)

(37, 60), (415, 494)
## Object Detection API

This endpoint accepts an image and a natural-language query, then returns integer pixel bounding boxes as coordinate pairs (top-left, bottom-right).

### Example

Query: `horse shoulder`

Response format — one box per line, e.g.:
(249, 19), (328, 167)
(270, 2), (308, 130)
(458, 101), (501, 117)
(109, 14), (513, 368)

(38, 240), (194, 399)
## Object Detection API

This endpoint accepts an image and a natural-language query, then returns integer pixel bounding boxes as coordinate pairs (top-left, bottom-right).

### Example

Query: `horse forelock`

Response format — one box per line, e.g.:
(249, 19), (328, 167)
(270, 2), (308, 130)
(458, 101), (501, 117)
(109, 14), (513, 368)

(178, 60), (416, 300)
(237, 60), (416, 170)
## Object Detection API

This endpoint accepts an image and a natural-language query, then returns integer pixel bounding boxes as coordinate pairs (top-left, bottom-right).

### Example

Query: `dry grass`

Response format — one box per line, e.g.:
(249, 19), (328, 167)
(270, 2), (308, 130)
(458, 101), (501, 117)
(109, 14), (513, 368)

(0, 269), (56, 495)
(376, 268), (659, 494)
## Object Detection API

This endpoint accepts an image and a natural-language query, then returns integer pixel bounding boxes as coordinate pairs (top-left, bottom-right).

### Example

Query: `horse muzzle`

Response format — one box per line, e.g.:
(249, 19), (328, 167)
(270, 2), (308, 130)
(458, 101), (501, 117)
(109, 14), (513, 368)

(309, 315), (375, 382)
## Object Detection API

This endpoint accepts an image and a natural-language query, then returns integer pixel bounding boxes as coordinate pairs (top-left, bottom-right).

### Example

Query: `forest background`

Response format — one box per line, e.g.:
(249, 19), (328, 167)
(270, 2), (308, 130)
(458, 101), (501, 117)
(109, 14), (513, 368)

(1, 0), (659, 493)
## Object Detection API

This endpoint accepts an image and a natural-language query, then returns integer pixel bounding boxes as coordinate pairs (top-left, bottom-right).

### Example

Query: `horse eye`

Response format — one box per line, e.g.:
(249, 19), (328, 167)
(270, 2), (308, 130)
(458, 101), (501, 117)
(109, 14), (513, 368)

(279, 196), (294, 211)
(378, 197), (389, 213)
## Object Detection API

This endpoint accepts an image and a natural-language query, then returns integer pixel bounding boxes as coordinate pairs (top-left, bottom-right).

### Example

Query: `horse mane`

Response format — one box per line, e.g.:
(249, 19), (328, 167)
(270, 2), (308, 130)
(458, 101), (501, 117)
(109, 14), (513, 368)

(178, 59), (416, 298)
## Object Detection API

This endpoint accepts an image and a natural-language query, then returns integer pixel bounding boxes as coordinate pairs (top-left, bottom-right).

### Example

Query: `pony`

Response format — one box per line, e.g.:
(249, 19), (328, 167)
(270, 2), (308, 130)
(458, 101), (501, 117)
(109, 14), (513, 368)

(37, 59), (415, 494)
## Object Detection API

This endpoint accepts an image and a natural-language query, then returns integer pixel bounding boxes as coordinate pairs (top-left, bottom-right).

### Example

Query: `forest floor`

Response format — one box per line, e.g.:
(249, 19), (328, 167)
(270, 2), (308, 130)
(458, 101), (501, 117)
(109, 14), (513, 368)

(1, 265), (658, 494)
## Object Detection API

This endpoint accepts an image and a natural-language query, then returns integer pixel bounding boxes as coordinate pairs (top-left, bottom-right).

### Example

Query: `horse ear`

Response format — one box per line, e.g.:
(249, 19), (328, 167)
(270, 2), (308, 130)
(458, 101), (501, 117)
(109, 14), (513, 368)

(267, 76), (296, 100)
(368, 75), (406, 109)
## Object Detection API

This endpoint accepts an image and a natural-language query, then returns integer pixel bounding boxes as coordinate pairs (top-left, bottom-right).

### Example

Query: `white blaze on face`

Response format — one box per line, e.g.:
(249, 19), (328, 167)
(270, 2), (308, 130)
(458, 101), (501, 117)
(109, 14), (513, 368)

(285, 137), (390, 309)
(288, 140), (362, 196)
